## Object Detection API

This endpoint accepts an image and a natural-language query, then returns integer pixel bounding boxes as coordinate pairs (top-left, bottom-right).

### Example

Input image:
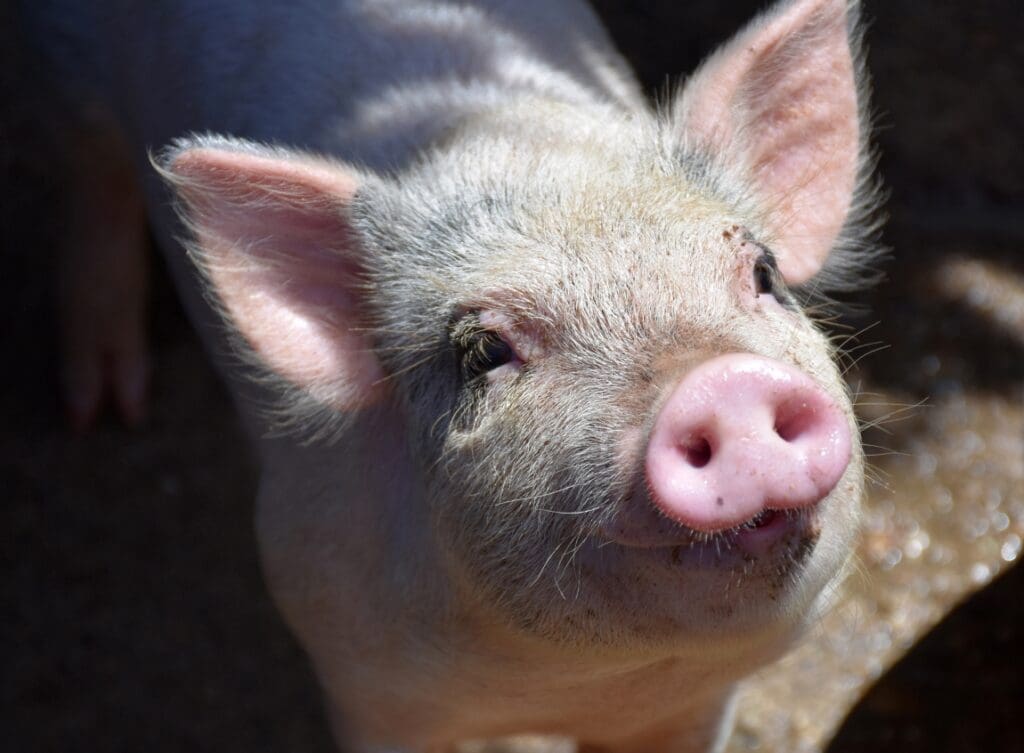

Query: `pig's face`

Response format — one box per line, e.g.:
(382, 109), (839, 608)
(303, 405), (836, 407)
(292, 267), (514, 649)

(352, 112), (863, 650)
(164, 0), (875, 660)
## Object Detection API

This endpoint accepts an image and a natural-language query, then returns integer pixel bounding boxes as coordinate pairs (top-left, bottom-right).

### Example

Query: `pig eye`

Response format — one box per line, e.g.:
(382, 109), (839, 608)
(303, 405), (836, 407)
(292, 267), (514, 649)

(461, 330), (515, 382)
(753, 256), (776, 296)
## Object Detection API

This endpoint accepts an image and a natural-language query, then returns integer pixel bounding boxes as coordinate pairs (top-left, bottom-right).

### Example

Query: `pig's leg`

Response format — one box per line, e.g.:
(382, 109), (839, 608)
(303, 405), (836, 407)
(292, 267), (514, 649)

(59, 104), (149, 429)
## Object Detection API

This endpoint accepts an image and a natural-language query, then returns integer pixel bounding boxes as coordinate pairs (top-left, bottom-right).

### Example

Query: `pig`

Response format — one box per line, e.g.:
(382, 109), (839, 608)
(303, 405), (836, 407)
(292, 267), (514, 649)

(20, 0), (882, 750)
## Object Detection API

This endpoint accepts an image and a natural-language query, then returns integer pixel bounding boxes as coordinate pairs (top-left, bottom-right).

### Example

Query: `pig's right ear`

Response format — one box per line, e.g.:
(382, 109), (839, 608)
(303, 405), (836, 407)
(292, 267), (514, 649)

(673, 0), (867, 285)
(158, 139), (384, 411)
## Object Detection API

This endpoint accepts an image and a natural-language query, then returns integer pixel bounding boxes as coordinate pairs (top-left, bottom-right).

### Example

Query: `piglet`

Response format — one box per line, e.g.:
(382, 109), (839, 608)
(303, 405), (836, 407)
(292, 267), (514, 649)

(22, 0), (880, 749)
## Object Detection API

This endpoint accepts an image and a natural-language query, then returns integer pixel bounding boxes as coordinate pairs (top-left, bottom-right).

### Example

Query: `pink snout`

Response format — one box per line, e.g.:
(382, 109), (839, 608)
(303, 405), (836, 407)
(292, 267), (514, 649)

(645, 354), (852, 533)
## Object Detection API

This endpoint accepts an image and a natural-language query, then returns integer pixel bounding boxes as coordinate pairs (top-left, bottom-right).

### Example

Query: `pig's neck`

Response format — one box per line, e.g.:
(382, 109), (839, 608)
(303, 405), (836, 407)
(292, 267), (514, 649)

(253, 406), (785, 749)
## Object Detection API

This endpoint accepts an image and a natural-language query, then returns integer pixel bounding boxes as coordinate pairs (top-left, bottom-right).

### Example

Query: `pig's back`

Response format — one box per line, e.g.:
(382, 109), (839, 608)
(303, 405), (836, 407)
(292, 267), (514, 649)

(17, 0), (645, 170)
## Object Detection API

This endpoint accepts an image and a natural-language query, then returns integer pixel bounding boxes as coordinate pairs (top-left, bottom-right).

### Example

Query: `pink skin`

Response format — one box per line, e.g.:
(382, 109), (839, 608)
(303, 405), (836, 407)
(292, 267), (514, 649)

(644, 354), (852, 535)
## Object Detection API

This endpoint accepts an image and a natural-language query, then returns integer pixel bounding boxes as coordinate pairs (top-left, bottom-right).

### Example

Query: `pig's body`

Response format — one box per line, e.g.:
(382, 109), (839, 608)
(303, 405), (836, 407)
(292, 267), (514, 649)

(22, 0), (643, 401)
(21, 1), (878, 750)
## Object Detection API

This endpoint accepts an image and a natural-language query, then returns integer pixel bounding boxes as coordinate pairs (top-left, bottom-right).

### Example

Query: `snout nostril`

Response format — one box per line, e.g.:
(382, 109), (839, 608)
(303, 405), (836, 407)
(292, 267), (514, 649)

(682, 436), (712, 468)
(773, 400), (816, 442)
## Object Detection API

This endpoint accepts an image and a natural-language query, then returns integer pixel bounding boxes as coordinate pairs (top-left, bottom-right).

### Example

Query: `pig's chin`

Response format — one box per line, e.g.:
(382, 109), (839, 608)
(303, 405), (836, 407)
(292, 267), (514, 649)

(585, 513), (829, 630)
(489, 492), (857, 654)
(597, 503), (819, 558)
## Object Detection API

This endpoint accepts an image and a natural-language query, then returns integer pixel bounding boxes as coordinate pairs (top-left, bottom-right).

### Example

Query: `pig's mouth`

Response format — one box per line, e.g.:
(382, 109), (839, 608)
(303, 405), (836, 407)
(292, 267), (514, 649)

(741, 508), (780, 530)
(729, 508), (809, 555)
(597, 503), (819, 563)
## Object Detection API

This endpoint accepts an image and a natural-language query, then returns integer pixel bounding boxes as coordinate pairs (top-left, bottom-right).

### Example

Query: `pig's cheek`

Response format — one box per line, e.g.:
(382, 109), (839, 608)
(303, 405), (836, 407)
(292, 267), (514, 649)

(615, 426), (645, 470)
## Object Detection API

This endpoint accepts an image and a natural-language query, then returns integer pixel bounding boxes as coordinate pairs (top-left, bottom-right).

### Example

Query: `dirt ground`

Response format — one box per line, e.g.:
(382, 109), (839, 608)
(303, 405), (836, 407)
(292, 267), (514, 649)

(3, 2), (1023, 752)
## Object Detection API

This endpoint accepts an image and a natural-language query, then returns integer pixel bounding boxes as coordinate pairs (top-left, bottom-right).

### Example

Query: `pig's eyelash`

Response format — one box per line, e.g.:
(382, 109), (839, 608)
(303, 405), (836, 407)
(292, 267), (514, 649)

(447, 313), (520, 385)
(753, 256), (776, 296)
(748, 241), (778, 285)
(753, 249), (800, 310)
(739, 236), (788, 303)
(461, 331), (516, 383)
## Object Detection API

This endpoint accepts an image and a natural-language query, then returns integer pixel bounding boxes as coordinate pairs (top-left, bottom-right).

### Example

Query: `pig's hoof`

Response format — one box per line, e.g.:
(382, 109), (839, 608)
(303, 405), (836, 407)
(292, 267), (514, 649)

(62, 337), (149, 431)
(59, 240), (149, 431)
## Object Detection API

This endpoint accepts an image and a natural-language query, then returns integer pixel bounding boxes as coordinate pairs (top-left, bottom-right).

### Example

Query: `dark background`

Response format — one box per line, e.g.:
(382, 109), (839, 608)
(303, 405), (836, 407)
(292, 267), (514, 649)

(3, 1), (1022, 751)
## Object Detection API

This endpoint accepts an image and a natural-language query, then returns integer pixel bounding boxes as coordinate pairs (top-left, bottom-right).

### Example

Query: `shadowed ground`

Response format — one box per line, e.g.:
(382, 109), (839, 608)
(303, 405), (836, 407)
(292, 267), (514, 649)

(3, 2), (1022, 751)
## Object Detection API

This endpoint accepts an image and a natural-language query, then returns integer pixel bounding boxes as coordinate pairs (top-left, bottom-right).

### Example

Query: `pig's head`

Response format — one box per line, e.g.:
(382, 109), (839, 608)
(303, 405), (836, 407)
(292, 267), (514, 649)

(162, 0), (878, 663)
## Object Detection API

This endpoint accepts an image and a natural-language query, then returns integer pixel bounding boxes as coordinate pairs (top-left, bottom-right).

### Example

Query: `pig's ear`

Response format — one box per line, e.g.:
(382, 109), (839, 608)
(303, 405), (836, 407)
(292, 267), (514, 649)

(675, 0), (864, 284)
(159, 139), (384, 411)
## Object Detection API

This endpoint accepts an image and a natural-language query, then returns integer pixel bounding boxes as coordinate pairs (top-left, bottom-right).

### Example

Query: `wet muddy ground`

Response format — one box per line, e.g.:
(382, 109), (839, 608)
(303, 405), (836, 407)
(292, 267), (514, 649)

(3, 2), (1023, 752)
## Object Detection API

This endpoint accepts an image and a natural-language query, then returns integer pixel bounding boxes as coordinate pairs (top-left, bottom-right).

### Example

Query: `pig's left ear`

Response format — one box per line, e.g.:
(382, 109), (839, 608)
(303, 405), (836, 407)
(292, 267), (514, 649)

(674, 0), (865, 284)
(158, 138), (385, 412)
